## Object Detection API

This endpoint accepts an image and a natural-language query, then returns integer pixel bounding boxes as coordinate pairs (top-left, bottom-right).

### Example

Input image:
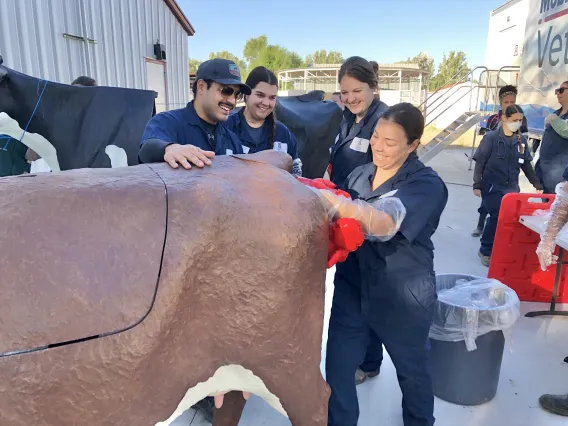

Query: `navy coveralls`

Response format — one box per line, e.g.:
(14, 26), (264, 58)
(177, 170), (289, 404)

(473, 128), (542, 256)
(138, 101), (243, 163)
(329, 98), (389, 374)
(226, 108), (299, 159)
(329, 98), (389, 188)
(536, 109), (568, 193)
(326, 153), (448, 426)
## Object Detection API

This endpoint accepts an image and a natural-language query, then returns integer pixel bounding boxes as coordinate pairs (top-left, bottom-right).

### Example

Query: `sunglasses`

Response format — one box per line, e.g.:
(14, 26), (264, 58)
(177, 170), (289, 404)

(216, 83), (243, 101)
(555, 87), (566, 95)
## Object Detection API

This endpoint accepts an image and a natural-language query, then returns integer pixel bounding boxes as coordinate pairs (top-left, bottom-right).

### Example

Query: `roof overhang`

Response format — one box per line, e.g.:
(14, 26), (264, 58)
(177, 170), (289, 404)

(163, 0), (195, 36)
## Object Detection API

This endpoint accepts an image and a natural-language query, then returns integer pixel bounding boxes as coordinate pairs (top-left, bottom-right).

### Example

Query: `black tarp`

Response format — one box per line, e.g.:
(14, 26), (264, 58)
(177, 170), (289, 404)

(275, 90), (343, 179)
(0, 60), (156, 171)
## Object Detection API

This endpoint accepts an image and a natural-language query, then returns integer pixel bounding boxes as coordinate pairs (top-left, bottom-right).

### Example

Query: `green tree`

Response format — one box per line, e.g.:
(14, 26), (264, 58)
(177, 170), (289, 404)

(208, 51), (247, 72)
(429, 51), (470, 91)
(304, 49), (344, 66)
(242, 35), (302, 73)
(398, 52), (434, 76)
(243, 35), (268, 64)
(188, 58), (202, 73)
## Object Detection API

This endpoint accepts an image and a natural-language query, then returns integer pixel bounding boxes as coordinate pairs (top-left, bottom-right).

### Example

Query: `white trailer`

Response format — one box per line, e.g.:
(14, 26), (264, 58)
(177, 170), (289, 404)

(516, 0), (568, 139)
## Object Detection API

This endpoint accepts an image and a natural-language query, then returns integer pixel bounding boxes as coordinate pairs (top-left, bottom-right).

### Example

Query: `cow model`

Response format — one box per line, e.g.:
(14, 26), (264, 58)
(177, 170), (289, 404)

(0, 57), (156, 171)
(0, 151), (331, 426)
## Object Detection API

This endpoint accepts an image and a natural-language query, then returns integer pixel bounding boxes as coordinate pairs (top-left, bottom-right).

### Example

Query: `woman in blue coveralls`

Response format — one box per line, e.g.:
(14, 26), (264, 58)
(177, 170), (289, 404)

(328, 56), (389, 386)
(473, 104), (543, 267)
(321, 103), (448, 426)
(226, 66), (302, 176)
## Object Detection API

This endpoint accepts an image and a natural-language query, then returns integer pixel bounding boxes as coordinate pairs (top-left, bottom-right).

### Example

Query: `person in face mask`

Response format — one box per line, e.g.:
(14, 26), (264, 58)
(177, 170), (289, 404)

(472, 104), (543, 266)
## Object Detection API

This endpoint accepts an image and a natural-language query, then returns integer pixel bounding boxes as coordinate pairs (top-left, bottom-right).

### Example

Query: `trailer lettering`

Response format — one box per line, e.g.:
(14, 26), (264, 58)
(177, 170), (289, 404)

(541, 0), (566, 13)
(541, 0), (551, 13)
(538, 26), (568, 67)
(566, 31), (568, 63)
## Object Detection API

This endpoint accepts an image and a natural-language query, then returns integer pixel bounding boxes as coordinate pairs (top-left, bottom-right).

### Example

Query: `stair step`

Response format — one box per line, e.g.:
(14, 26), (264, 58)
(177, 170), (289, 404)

(419, 112), (481, 163)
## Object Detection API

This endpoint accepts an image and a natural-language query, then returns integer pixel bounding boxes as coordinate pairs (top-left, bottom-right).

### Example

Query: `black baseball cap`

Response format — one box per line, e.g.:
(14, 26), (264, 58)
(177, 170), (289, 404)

(195, 58), (251, 95)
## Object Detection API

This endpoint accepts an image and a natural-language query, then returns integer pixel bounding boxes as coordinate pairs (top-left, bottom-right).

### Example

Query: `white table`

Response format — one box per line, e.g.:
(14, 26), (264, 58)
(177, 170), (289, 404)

(519, 215), (568, 317)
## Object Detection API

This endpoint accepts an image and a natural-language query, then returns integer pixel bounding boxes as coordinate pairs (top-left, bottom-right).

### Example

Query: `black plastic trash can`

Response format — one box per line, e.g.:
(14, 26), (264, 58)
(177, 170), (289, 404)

(429, 274), (520, 406)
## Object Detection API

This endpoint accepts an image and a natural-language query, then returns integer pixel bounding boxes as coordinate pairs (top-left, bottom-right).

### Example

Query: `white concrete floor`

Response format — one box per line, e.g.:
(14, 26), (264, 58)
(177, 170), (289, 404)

(174, 149), (568, 426)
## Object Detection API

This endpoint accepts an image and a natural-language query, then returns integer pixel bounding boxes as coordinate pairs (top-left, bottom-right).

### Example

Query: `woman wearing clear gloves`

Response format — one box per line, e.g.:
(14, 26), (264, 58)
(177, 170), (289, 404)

(314, 103), (448, 426)
(472, 104), (543, 266)
(535, 155), (568, 418)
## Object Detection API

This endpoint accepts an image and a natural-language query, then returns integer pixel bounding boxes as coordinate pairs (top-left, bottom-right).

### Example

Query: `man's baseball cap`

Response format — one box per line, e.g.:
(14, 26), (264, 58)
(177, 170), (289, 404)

(195, 58), (251, 95)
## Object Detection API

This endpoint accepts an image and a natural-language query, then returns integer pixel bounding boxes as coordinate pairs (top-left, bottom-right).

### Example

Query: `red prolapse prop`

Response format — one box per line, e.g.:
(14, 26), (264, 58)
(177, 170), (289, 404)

(297, 177), (365, 268)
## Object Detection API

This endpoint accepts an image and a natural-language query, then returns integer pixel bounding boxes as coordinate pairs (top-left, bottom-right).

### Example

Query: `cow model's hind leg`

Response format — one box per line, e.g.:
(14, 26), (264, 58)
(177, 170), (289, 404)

(212, 392), (247, 426)
(264, 366), (330, 426)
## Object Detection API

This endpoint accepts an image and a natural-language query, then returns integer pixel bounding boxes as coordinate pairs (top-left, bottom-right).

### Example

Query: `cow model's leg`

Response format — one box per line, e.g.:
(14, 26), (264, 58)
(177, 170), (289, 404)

(212, 391), (247, 426)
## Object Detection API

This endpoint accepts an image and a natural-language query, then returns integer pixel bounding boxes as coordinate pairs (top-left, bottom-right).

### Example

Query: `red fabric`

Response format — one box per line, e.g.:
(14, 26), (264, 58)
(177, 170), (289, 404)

(297, 177), (365, 268)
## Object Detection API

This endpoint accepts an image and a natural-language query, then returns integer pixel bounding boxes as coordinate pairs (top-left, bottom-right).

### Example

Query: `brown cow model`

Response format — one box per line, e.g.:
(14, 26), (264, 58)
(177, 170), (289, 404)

(0, 151), (331, 426)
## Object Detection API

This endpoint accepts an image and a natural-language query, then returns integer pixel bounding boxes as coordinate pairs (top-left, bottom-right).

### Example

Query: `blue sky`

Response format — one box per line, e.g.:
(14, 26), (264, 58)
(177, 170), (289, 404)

(178, 0), (506, 70)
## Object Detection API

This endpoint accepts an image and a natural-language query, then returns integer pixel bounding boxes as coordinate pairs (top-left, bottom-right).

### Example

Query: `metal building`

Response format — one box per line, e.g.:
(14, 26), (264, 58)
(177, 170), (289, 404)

(277, 63), (429, 106)
(0, 0), (194, 113)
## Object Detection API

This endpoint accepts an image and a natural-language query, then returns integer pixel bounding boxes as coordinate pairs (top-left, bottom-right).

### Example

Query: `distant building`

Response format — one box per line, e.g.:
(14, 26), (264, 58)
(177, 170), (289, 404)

(0, 0), (195, 113)
(277, 63), (429, 106)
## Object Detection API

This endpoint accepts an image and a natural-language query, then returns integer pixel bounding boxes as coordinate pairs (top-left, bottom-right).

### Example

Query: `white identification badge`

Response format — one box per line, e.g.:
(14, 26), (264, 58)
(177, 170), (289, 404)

(226, 149), (233, 155)
(273, 142), (288, 153)
(518, 158), (524, 164)
(379, 189), (398, 199)
(242, 146), (250, 154)
(350, 137), (370, 153)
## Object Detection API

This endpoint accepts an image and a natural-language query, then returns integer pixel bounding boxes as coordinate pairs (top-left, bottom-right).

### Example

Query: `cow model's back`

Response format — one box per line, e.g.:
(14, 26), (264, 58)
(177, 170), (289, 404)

(0, 151), (330, 426)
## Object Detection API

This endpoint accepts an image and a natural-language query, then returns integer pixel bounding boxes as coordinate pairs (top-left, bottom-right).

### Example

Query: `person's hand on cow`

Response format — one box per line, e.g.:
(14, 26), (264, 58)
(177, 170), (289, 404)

(164, 143), (215, 170)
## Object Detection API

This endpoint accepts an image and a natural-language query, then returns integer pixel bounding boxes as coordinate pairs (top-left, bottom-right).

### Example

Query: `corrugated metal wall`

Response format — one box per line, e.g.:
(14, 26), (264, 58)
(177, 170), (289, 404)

(0, 0), (190, 110)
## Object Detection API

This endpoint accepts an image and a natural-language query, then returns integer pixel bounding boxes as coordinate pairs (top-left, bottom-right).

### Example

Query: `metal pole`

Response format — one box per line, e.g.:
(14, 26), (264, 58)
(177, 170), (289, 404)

(78, 0), (93, 78)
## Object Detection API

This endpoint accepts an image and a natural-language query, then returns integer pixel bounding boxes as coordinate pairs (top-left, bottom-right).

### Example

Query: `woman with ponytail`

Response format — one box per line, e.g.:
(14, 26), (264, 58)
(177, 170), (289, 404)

(226, 66), (302, 176)
(472, 104), (543, 266)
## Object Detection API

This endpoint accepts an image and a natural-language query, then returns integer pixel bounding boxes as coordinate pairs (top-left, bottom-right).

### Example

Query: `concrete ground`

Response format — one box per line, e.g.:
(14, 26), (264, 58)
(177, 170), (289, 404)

(171, 148), (568, 426)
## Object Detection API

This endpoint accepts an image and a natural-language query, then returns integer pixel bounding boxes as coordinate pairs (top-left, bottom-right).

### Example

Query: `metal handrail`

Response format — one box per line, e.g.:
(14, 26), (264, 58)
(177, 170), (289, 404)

(419, 66), (488, 111)
(425, 85), (473, 119)
(491, 66), (521, 115)
(425, 84), (478, 127)
(466, 66), (521, 169)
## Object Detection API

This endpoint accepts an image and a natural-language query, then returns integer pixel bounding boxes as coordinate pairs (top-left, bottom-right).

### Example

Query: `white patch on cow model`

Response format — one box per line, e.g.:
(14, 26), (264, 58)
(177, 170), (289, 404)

(105, 144), (128, 168)
(0, 112), (61, 171)
(155, 364), (288, 426)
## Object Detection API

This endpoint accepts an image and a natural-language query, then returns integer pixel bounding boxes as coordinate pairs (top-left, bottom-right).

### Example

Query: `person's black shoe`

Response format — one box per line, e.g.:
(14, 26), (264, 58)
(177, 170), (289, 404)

(471, 227), (483, 237)
(355, 367), (380, 385)
(539, 393), (568, 417)
(192, 397), (215, 423)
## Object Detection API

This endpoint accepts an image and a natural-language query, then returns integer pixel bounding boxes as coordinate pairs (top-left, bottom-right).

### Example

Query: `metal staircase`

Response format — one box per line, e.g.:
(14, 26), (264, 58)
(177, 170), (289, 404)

(417, 111), (481, 163)
(417, 65), (520, 165)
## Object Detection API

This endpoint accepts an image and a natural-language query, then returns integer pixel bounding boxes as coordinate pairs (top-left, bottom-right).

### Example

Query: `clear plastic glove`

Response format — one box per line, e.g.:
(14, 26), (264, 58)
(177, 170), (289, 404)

(292, 158), (303, 177)
(314, 188), (406, 241)
(536, 182), (568, 271)
(544, 113), (556, 128)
